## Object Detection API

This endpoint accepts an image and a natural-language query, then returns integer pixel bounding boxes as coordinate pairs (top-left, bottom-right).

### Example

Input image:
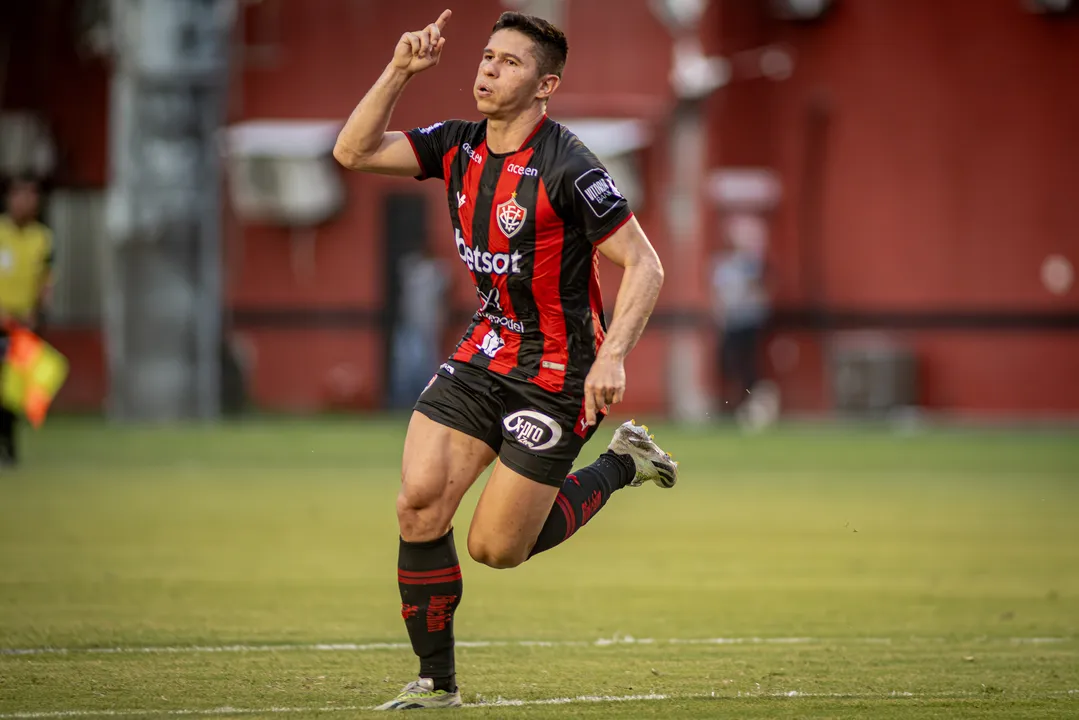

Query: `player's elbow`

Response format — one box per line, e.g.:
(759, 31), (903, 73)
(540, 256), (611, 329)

(637, 247), (664, 290)
(332, 142), (369, 171)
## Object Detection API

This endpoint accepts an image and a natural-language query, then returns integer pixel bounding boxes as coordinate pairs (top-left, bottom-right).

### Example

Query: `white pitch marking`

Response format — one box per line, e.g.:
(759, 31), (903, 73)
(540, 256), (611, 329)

(0, 695), (674, 719)
(668, 637), (839, 645)
(2, 690), (1078, 719)
(0, 707), (365, 719)
(468, 692), (672, 707)
(2, 636), (1072, 657)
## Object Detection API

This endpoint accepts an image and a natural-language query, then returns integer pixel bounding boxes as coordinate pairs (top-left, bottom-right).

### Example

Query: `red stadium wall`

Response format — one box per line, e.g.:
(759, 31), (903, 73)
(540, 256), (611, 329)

(713, 0), (1079, 414)
(15, 0), (1079, 417)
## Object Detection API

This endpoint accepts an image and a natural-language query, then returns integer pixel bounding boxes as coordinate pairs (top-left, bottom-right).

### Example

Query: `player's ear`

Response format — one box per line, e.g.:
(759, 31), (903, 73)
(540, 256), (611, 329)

(536, 74), (560, 102)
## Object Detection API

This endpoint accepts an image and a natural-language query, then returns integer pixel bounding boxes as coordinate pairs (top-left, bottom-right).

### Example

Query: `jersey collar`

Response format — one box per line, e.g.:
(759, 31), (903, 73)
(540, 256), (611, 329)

(484, 114), (551, 158)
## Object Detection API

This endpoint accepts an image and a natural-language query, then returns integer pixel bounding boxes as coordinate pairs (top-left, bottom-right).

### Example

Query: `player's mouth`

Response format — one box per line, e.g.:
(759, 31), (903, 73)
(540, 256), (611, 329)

(476, 83), (493, 98)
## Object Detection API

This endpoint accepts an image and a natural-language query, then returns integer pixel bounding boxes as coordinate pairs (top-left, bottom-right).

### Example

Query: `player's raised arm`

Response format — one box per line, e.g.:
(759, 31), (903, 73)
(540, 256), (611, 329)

(333, 10), (451, 176)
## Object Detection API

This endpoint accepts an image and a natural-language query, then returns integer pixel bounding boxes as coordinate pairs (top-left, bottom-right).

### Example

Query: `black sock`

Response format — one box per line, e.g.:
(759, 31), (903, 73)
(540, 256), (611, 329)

(0, 409), (15, 463)
(398, 529), (462, 692)
(528, 451), (635, 557)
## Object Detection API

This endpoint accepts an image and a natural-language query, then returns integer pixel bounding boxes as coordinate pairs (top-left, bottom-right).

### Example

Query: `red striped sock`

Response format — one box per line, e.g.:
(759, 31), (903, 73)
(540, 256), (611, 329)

(398, 529), (462, 692)
(528, 451), (634, 557)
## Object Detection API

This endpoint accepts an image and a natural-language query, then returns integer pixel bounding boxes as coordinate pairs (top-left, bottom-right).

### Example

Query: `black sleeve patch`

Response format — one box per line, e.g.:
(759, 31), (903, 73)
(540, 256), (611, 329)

(573, 167), (626, 219)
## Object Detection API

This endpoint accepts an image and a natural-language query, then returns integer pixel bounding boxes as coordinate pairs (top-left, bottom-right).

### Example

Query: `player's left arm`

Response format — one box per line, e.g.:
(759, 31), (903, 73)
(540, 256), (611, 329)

(584, 217), (664, 425)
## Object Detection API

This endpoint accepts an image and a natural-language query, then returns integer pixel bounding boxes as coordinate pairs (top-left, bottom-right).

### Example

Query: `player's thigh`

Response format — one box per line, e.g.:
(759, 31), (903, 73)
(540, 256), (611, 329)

(466, 459), (560, 569)
(467, 382), (602, 567)
(399, 364), (502, 541)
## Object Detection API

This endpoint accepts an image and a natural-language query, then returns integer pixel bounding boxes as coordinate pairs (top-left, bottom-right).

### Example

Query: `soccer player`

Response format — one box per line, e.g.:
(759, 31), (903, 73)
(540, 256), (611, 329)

(334, 9), (678, 710)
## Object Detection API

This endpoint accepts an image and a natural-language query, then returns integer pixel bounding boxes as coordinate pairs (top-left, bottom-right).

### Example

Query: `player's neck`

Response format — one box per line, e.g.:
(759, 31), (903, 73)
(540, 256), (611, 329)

(485, 105), (546, 155)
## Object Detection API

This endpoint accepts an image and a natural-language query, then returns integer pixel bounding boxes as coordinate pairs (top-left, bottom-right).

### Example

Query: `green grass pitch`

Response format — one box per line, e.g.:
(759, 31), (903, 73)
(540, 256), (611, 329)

(1, 416), (1078, 718)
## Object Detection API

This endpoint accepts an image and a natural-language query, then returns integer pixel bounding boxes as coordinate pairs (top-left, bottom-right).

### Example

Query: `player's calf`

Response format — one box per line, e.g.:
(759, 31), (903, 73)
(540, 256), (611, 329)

(528, 421), (677, 558)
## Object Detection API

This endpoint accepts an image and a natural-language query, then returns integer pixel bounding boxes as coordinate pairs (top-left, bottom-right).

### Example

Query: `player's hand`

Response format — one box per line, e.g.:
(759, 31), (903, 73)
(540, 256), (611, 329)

(583, 352), (626, 427)
(392, 9), (451, 76)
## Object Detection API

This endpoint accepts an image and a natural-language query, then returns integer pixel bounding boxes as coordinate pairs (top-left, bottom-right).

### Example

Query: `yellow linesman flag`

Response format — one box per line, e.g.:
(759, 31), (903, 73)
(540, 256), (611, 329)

(1, 325), (69, 429)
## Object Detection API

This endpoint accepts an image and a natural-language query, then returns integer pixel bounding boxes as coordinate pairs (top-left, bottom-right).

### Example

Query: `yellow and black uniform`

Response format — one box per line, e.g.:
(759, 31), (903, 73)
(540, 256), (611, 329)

(0, 215), (53, 323)
(0, 214), (53, 466)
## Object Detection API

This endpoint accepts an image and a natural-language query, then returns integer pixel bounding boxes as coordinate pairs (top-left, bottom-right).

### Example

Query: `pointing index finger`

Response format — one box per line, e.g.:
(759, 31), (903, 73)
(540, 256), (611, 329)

(435, 9), (452, 30)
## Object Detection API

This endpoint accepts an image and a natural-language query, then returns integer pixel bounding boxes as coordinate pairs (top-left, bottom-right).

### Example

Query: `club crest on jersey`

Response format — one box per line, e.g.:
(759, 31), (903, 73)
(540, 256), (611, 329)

(496, 195), (528, 238)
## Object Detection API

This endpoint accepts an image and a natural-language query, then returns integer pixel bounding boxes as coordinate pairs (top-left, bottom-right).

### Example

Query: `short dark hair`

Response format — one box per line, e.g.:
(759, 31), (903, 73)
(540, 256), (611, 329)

(491, 12), (568, 78)
(7, 172), (41, 191)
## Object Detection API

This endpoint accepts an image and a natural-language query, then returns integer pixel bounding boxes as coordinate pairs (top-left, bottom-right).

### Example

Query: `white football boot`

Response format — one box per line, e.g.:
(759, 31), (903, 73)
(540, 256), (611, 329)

(374, 678), (462, 710)
(607, 420), (678, 488)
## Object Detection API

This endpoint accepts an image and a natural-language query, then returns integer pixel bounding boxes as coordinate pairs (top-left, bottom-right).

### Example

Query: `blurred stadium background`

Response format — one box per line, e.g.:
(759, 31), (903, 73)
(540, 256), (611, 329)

(1, 0), (1078, 717)
(4, 0), (1078, 423)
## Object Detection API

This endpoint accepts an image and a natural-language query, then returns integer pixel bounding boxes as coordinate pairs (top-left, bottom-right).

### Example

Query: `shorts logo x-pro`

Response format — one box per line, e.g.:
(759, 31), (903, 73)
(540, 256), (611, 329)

(502, 410), (563, 452)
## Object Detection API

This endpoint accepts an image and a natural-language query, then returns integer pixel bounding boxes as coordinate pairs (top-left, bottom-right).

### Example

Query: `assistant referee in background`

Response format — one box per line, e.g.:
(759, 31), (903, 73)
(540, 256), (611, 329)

(0, 174), (54, 468)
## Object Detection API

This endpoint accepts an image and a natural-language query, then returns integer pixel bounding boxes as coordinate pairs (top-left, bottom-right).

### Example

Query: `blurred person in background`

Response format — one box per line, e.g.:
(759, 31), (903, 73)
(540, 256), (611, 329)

(0, 174), (54, 467)
(712, 214), (770, 414)
(391, 241), (450, 409)
(334, 9), (677, 709)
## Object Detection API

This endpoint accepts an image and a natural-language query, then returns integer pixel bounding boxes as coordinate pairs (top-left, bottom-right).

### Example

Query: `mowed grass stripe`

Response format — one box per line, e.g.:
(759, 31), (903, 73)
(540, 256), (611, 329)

(2, 635), (1076, 655)
(1, 691), (1078, 720)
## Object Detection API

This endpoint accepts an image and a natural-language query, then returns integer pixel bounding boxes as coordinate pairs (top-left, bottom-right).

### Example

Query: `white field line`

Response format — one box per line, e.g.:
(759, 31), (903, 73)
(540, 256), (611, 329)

(1, 690), (1077, 719)
(2, 636), (1072, 657)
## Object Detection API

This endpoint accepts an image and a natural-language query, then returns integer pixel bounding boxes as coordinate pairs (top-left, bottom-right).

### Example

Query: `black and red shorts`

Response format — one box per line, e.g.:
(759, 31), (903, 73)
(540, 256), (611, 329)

(414, 360), (603, 487)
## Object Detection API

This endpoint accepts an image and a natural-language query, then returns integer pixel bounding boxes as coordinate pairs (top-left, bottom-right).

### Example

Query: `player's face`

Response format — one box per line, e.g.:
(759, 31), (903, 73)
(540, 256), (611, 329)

(475, 29), (550, 119)
(6, 182), (40, 225)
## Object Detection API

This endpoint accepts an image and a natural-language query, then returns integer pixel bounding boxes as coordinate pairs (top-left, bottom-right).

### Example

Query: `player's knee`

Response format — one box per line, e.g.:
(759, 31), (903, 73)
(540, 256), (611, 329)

(396, 482), (447, 539)
(466, 534), (526, 570)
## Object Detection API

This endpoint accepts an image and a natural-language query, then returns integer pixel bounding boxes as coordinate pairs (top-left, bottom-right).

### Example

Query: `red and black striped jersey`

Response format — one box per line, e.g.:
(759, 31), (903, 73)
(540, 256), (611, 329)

(405, 116), (633, 394)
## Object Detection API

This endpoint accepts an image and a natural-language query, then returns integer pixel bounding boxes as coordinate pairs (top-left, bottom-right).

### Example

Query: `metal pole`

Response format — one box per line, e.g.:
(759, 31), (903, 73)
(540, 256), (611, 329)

(664, 99), (711, 423)
(104, 0), (233, 422)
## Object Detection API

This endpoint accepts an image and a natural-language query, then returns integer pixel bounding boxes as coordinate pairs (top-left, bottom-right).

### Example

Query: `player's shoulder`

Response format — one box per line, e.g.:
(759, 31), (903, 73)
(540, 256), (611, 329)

(0, 216), (50, 244)
(409, 119), (486, 154)
(413, 118), (483, 138)
(28, 220), (52, 241)
(537, 120), (603, 171)
(536, 122), (623, 207)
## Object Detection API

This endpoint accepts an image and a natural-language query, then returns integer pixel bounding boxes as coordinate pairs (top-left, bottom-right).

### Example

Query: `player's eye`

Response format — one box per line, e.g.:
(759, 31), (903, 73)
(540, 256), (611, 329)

(507, 59), (518, 67)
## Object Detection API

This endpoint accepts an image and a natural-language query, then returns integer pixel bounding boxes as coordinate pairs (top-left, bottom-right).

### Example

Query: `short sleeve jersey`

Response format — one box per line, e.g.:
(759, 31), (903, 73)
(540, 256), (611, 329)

(0, 216), (53, 320)
(404, 117), (632, 394)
